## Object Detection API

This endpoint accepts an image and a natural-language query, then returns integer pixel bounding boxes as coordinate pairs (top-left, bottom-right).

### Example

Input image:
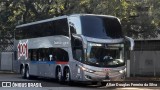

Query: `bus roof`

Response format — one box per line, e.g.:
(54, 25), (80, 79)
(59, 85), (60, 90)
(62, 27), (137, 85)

(16, 15), (68, 28)
(16, 14), (118, 28)
(70, 14), (117, 18)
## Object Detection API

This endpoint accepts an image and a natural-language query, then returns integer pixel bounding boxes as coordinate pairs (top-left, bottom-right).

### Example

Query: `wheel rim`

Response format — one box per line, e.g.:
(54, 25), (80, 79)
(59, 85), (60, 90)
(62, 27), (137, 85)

(101, 82), (106, 86)
(65, 69), (70, 82)
(57, 68), (61, 81)
(21, 68), (25, 77)
(26, 68), (29, 78)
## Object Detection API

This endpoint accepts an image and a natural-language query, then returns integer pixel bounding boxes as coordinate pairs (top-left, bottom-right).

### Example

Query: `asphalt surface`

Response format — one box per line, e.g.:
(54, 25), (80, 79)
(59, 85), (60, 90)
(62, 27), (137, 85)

(0, 71), (159, 90)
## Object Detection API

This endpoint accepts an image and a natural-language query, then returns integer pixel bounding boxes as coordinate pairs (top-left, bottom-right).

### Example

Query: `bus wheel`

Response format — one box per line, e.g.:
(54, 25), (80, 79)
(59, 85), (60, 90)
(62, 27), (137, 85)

(64, 68), (71, 84)
(101, 82), (107, 86)
(21, 67), (26, 78)
(25, 67), (30, 79)
(91, 82), (98, 85)
(57, 67), (63, 83)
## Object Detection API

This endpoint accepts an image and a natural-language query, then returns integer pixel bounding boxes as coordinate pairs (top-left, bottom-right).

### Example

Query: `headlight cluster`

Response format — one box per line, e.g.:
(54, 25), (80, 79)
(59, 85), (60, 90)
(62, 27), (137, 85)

(79, 65), (95, 73)
(119, 69), (126, 73)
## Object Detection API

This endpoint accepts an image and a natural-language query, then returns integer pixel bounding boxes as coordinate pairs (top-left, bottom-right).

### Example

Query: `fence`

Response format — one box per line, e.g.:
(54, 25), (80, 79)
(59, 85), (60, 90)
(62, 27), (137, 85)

(0, 25), (14, 71)
(130, 40), (160, 77)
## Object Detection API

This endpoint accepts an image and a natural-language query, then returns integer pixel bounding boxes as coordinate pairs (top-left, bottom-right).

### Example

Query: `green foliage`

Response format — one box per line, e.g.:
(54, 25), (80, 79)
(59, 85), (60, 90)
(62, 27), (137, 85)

(0, 0), (160, 39)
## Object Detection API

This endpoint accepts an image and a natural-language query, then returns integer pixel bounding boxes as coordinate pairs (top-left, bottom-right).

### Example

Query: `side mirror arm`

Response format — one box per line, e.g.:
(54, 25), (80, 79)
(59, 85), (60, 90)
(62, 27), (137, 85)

(125, 36), (134, 51)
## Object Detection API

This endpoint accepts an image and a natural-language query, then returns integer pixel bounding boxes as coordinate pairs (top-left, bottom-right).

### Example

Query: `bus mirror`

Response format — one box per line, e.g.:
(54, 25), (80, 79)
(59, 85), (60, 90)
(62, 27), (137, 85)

(75, 49), (82, 61)
(80, 35), (87, 49)
(125, 36), (134, 51)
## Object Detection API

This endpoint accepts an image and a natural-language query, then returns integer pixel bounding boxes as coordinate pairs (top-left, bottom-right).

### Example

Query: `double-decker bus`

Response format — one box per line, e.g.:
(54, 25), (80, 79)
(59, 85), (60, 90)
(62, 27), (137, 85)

(14, 14), (134, 85)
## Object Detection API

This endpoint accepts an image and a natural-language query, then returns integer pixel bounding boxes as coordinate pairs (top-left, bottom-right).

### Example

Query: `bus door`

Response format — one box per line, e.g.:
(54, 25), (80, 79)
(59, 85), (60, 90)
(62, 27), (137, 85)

(70, 33), (84, 80)
(70, 58), (81, 80)
(70, 48), (84, 80)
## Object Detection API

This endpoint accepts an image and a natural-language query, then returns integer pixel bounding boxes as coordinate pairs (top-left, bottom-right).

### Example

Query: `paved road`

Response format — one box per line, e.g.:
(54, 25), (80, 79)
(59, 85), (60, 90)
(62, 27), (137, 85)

(0, 73), (159, 90)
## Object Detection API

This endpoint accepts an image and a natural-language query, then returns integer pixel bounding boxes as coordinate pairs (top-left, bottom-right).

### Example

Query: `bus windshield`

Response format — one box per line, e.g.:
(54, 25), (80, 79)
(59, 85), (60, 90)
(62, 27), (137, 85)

(86, 42), (124, 67)
(80, 16), (123, 39)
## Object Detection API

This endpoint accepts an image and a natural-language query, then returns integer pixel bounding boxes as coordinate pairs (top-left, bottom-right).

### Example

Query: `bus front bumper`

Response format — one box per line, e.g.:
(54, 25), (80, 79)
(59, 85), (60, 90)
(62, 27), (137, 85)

(83, 70), (125, 82)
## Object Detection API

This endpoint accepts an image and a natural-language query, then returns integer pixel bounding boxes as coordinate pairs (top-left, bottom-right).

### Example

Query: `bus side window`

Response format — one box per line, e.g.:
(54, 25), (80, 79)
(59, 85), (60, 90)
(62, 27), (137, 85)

(48, 48), (56, 61)
(42, 49), (46, 61)
(55, 48), (69, 62)
(28, 50), (32, 60)
(54, 19), (69, 36)
(40, 48), (50, 61)
(63, 49), (69, 62)
(32, 49), (37, 61)
(37, 49), (42, 61)
(37, 48), (46, 61)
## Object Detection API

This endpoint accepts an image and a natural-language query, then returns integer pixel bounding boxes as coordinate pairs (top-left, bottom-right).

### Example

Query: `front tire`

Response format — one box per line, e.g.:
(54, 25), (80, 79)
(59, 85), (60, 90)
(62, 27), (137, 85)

(101, 82), (107, 86)
(91, 82), (98, 85)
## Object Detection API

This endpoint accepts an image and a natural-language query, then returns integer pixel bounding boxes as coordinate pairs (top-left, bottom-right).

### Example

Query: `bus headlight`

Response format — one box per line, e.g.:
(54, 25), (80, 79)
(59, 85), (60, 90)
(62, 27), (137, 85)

(119, 70), (124, 73)
(119, 69), (125, 73)
(79, 66), (95, 73)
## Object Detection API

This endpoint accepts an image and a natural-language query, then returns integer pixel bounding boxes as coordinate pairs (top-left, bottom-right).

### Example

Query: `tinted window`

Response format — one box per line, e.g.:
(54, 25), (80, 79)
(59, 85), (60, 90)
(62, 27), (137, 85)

(55, 48), (69, 62)
(15, 18), (69, 40)
(29, 48), (69, 62)
(80, 16), (123, 39)
(54, 19), (69, 36)
(86, 42), (124, 67)
(71, 34), (84, 62)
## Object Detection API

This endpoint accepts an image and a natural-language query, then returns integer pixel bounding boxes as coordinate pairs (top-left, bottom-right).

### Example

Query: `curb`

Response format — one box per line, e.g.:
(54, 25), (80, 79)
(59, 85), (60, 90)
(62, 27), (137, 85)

(0, 70), (15, 74)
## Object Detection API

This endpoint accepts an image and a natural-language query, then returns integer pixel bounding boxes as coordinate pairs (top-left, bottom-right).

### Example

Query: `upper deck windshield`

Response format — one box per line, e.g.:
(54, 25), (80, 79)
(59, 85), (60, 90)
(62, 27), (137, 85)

(80, 16), (123, 39)
(86, 42), (124, 67)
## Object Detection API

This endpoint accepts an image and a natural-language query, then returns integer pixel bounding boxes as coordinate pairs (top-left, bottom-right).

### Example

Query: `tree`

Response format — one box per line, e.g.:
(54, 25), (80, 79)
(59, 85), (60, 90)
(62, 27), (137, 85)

(0, 0), (160, 51)
(122, 0), (160, 39)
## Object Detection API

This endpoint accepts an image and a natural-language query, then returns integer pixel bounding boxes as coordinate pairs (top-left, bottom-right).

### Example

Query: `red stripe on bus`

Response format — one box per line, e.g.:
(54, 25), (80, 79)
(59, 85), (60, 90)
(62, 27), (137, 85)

(56, 61), (68, 64)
